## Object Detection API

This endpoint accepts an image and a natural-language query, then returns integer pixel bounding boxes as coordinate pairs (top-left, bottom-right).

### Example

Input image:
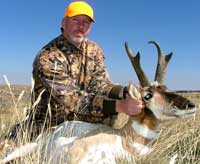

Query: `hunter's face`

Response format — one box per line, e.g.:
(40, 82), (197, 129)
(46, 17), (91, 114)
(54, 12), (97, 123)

(62, 15), (92, 46)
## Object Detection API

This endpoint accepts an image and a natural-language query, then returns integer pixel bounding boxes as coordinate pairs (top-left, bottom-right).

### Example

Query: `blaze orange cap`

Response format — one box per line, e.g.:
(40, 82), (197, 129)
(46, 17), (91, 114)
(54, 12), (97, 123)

(65, 1), (94, 22)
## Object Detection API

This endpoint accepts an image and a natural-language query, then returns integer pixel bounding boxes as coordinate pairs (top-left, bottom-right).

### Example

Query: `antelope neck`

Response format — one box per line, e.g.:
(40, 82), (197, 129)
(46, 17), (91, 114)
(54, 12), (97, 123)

(120, 112), (161, 156)
(131, 120), (160, 140)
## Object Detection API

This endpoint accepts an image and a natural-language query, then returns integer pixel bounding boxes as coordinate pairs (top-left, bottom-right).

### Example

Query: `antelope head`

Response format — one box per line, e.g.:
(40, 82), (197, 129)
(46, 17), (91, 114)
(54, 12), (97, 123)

(125, 41), (196, 121)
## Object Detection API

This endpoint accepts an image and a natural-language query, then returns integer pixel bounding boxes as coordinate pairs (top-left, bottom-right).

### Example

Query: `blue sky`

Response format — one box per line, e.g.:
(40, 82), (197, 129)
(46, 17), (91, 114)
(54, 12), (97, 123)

(0, 0), (199, 90)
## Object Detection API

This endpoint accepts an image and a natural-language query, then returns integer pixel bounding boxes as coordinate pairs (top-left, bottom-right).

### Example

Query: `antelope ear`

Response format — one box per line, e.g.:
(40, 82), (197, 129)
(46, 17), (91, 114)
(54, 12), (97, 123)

(112, 82), (142, 129)
(128, 82), (142, 99)
(112, 113), (130, 129)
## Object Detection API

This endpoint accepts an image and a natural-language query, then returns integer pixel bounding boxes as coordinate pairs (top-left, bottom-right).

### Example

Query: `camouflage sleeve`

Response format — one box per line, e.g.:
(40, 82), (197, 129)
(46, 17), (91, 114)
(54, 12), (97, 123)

(33, 48), (85, 112)
(87, 47), (125, 116)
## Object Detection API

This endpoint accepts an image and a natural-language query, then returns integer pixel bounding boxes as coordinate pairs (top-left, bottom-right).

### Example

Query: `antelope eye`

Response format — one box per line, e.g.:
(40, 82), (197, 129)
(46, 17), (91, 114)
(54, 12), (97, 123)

(144, 92), (153, 101)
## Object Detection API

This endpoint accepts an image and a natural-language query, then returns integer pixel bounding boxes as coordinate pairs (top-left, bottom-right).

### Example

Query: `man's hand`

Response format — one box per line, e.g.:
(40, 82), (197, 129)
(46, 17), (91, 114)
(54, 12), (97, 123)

(115, 95), (144, 115)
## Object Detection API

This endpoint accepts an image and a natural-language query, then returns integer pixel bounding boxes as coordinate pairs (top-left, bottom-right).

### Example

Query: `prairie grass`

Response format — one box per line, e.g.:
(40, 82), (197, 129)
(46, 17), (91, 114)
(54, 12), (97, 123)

(0, 81), (200, 163)
(0, 84), (30, 137)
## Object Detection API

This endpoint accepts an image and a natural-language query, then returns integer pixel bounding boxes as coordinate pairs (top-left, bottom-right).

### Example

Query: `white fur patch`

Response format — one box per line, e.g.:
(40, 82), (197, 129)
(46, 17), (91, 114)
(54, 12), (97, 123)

(79, 136), (132, 164)
(175, 108), (196, 117)
(132, 142), (151, 156)
(131, 121), (159, 139)
(148, 105), (177, 120)
(49, 121), (102, 139)
(149, 104), (196, 121)
(44, 136), (77, 164)
(148, 102), (196, 121)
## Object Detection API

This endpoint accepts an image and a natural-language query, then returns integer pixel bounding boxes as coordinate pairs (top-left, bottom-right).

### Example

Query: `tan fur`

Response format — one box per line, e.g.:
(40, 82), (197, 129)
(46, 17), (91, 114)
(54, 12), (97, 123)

(67, 134), (119, 164)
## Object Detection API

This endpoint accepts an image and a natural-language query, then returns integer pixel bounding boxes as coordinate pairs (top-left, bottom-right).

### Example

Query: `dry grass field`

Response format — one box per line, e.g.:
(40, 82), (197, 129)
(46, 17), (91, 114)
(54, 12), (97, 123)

(0, 85), (31, 137)
(0, 84), (200, 163)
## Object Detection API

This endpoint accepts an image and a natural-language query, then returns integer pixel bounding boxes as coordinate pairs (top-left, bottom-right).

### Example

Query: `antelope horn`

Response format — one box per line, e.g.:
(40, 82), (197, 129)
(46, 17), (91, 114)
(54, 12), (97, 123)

(148, 41), (173, 84)
(125, 42), (150, 87)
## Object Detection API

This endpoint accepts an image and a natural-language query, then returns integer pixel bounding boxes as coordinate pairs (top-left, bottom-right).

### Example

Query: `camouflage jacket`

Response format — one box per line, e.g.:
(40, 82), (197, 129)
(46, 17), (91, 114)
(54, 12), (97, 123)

(29, 34), (124, 129)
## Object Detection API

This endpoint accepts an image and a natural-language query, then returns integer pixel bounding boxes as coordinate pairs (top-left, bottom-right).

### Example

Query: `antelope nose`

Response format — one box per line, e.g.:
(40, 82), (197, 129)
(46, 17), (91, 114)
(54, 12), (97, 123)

(188, 102), (196, 109)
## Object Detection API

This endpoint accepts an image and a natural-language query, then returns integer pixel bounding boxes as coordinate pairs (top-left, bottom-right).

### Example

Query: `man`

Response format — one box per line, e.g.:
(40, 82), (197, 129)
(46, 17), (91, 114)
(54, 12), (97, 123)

(10, 1), (144, 139)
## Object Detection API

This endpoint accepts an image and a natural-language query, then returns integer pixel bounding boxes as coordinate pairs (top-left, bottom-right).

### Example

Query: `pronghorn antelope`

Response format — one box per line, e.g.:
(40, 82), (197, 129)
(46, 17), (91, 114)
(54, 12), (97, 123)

(1, 41), (197, 164)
